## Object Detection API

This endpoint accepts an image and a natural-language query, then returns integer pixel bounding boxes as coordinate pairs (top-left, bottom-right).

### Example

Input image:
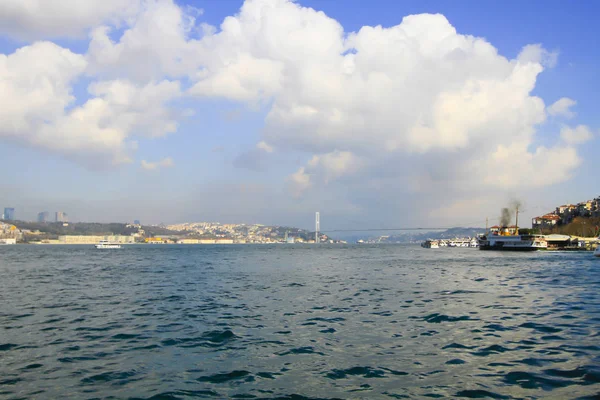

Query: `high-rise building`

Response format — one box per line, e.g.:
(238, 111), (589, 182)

(3, 208), (15, 221)
(55, 211), (68, 223)
(37, 211), (50, 223)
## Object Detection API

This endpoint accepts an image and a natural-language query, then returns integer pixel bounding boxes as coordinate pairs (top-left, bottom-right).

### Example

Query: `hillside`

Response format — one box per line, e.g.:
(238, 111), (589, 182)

(543, 217), (600, 237)
(3, 220), (184, 241)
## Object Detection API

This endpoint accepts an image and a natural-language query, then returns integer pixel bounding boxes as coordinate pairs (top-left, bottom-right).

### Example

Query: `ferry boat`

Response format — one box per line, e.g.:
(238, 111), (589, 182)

(478, 232), (547, 251)
(479, 205), (547, 251)
(95, 240), (121, 249)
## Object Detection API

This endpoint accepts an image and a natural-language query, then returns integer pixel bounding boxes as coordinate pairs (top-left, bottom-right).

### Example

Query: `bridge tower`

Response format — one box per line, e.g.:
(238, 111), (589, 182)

(315, 212), (320, 244)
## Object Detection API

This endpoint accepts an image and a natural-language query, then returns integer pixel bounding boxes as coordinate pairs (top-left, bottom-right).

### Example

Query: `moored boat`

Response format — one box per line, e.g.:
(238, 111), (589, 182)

(95, 240), (121, 249)
(479, 204), (547, 251)
(478, 232), (547, 251)
(594, 240), (600, 257)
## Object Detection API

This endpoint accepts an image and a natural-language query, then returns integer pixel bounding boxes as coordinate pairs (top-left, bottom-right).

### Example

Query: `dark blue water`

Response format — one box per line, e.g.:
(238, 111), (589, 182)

(1, 244), (599, 399)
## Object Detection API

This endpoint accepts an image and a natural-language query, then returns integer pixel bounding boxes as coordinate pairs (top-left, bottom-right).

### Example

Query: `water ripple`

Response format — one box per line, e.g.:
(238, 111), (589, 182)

(0, 244), (598, 399)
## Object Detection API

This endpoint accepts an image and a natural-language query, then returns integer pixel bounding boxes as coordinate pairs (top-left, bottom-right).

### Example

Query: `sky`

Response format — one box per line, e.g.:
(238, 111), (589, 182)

(0, 0), (599, 231)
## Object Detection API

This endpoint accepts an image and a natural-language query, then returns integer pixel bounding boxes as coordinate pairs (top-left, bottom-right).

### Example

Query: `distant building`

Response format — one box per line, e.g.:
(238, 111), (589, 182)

(3, 208), (15, 221)
(37, 211), (50, 223)
(134, 220), (141, 225)
(58, 235), (135, 244)
(178, 238), (200, 244)
(532, 214), (560, 230)
(55, 211), (68, 223)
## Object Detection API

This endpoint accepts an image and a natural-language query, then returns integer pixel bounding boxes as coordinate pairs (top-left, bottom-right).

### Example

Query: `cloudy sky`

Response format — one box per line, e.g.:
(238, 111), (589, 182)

(0, 0), (598, 230)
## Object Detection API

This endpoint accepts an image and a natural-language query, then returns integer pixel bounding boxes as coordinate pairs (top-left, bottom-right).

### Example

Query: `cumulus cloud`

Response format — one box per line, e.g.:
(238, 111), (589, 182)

(87, 0), (204, 82)
(517, 43), (558, 68)
(548, 97), (577, 118)
(560, 125), (593, 145)
(0, 0), (595, 223)
(141, 157), (174, 170)
(287, 167), (312, 197)
(185, 0), (588, 198)
(0, 0), (140, 40)
(256, 141), (274, 153)
(0, 42), (181, 167)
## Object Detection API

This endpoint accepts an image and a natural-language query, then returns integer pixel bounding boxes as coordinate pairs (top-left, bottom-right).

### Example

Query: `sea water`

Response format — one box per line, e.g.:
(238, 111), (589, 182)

(1, 244), (599, 399)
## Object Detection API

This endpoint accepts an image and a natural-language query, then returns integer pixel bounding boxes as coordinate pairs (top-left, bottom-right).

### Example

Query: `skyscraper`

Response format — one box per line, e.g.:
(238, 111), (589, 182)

(3, 208), (15, 221)
(55, 211), (68, 223)
(37, 211), (50, 223)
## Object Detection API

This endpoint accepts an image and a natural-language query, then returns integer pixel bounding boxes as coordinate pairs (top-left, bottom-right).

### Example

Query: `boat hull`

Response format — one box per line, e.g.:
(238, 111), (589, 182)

(95, 244), (121, 249)
(479, 244), (540, 251)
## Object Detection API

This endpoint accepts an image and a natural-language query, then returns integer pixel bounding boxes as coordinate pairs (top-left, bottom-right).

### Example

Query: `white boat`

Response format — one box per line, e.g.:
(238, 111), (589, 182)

(594, 240), (600, 257)
(95, 240), (121, 249)
(0, 238), (16, 245)
(438, 237), (478, 248)
(479, 205), (547, 251)
(478, 232), (547, 251)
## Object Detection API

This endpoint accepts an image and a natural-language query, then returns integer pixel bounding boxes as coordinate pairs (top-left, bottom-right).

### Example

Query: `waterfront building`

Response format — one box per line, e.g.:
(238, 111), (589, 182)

(37, 211), (50, 223)
(55, 211), (68, 222)
(3, 208), (15, 221)
(58, 235), (135, 244)
(178, 238), (201, 244)
(531, 214), (560, 230)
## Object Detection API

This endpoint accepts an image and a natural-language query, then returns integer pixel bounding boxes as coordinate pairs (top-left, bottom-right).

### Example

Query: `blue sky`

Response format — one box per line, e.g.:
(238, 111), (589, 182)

(0, 0), (598, 230)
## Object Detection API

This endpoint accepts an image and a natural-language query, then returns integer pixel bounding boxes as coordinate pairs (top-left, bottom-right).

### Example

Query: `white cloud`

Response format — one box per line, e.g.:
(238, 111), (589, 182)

(0, 42), (181, 167)
(560, 125), (593, 145)
(0, 0), (595, 224)
(306, 151), (364, 184)
(87, 0), (203, 82)
(517, 43), (558, 68)
(548, 97), (577, 118)
(480, 143), (582, 188)
(183, 0), (583, 197)
(141, 157), (174, 170)
(0, 42), (86, 132)
(256, 141), (274, 153)
(287, 167), (312, 197)
(0, 0), (140, 40)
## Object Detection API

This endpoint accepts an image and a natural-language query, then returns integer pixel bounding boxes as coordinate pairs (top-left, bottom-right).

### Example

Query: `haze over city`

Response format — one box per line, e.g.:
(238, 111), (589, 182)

(1, 0), (598, 230)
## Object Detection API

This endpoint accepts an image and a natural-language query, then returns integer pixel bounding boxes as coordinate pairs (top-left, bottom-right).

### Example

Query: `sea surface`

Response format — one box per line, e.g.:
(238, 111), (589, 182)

(1, 244), (599, 399)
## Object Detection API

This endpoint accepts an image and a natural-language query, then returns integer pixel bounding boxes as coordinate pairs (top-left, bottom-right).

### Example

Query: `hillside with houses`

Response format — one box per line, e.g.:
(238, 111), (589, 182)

(531, 196), (600, 237)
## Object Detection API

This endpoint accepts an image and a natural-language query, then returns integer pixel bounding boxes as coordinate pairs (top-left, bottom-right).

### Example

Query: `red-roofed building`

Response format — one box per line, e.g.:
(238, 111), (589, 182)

(532, 213), (561, 229)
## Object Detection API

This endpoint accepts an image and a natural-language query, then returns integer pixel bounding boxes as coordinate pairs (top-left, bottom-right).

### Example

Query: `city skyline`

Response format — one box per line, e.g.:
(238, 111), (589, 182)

(0, 0), (599, 231)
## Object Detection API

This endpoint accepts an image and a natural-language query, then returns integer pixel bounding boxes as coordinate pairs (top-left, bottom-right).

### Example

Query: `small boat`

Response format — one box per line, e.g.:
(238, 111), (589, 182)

(95, 240), (121, 249)
(594, 241), (600, 257)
